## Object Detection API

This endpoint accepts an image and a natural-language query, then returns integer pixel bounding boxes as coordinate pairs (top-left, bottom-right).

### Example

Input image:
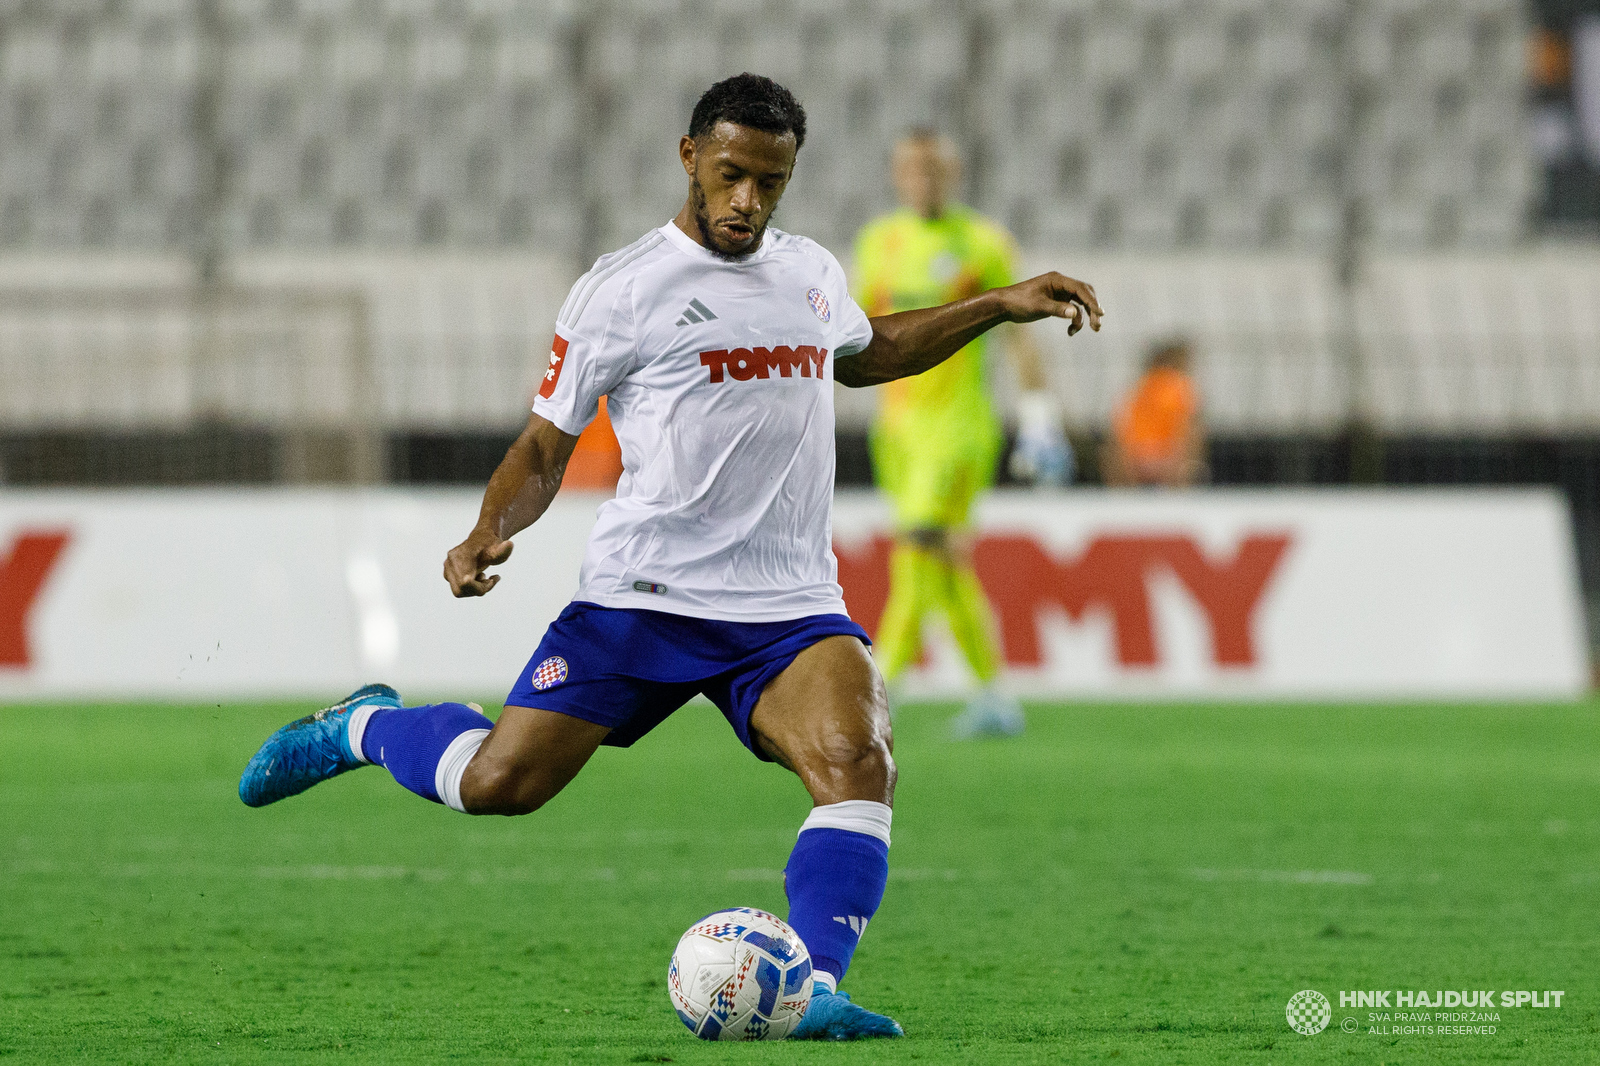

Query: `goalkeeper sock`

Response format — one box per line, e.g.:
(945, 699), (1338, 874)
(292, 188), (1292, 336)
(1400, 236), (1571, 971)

(942, 559), (1002, 684)
(783, 801), (891, 992)
(875, 545), (933, 684)
(351, 702), (493, 812)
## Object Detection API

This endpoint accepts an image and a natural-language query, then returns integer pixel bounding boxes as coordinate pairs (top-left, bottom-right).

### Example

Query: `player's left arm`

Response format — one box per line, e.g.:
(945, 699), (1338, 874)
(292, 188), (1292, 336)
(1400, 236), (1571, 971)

(836, 273), (1102, 388)
(442, 413), (579, 598)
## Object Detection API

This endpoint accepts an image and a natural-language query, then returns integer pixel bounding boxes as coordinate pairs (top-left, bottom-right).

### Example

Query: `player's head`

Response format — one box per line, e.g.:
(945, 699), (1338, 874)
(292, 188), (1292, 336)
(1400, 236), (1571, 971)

(892, 129), (961, 219)
(680, 73), (806, 260)
(1146, 339), (1193, 373)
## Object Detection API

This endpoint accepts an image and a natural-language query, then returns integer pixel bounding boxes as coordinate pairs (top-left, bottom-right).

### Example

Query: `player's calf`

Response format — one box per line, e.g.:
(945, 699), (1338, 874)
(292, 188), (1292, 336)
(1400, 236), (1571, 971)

(355, 701), (496, 810)
(783, 800), (891, 994)
(747, 636), (897, 1006)
(458, 704), (610, 815)
(348, 701), (609, 815)
(240, 692), (609, 818)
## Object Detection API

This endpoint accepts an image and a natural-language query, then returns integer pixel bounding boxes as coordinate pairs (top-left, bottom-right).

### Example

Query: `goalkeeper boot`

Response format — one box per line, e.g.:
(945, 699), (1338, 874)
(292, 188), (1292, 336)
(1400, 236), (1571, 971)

(238, 683), (402, 808)
(791, 989), (904, 1041)
(949, 688), (1026, 740)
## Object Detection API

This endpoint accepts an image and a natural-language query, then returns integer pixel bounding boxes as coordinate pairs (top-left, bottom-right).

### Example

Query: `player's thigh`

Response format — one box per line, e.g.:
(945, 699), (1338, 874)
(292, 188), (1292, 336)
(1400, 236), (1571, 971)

(460, 705), (611, 815)
(747, 635), (895, 806)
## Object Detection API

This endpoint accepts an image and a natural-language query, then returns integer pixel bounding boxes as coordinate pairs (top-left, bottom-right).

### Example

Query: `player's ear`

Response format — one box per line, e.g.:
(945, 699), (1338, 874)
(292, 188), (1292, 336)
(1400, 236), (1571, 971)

(679, 135), (697, 176)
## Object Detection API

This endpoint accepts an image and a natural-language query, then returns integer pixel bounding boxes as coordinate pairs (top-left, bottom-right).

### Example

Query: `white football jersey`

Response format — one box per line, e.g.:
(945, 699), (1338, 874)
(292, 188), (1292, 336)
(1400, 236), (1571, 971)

(533, 222), (875, 622)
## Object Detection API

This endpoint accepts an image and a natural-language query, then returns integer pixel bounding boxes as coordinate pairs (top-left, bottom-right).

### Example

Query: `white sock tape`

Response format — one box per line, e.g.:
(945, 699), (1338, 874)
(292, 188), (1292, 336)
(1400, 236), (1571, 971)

(798, 800), (892, 847)
(435, 729), (491, 813)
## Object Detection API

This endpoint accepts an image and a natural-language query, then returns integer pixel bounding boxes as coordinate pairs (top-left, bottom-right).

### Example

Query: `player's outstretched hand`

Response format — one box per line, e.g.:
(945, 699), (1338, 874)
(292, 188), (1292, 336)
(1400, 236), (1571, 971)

(1002, 273), (1103, 335)
(444, 530), (514, 598)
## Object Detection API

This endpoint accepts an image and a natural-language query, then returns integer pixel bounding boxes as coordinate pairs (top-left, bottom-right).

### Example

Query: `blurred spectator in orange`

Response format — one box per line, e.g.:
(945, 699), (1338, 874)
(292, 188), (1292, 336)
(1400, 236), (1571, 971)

(562, 395), (624, 490)
(1530, 25), (1571, 90)
(1102, 340), (1205, 488)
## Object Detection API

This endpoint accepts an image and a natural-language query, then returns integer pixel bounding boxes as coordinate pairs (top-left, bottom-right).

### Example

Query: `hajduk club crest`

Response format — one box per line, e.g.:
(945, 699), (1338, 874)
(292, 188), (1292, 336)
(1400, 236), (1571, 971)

(531, 656), (568, 690)
(806, 287), (830, 323)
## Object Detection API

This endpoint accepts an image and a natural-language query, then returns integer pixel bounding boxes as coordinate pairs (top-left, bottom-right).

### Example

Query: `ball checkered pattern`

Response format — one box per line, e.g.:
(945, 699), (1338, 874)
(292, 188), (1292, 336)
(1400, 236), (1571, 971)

(669, 908), (813, 1041)
(806, 287), (830, 323)
(530, 656), (568, 691)
(1285, 989), (1331, 1035)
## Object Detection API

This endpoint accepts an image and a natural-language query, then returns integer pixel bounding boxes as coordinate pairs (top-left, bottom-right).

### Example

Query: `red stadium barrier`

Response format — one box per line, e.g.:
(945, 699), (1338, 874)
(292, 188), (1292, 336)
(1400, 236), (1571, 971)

(0, 531), (70, 669)
(836, 532), (1293, 667)
(0, 490), (1586, 698)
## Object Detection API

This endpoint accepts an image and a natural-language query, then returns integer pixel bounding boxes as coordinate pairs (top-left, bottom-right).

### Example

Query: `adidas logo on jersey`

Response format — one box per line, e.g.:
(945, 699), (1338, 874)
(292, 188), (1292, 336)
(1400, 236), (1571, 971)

(700, 346), (828, 383)
(832, 915), (869, 936)
(675, 298), (719, 327)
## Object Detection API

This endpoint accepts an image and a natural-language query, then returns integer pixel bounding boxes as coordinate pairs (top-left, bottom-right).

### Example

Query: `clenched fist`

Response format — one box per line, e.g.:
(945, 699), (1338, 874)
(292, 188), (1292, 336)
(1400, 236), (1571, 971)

(444, 529), (514, 598)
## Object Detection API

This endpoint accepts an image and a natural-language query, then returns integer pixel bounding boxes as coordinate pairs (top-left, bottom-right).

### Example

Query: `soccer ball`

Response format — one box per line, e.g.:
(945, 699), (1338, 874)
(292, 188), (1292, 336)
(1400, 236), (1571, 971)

(667, 907), (813, 1040)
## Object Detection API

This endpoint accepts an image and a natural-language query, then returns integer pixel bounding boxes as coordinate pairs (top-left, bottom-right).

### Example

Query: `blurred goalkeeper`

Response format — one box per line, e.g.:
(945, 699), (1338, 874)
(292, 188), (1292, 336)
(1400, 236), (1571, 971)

(854, 130), (1071, 738)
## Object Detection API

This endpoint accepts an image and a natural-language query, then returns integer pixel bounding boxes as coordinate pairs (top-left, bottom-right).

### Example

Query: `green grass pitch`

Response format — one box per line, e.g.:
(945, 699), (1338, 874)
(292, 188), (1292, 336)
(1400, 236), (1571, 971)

(3, 697), (1598, 1064)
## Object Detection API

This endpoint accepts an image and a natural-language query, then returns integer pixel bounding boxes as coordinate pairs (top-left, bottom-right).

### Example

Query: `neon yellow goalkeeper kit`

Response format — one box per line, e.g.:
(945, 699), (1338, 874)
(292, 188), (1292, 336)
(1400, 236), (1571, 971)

(852, 205), (1016, 685)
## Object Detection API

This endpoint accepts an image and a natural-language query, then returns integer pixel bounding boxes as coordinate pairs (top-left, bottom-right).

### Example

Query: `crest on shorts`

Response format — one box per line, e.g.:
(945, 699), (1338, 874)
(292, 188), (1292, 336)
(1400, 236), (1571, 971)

(806, 287), (831, 323)
(531, 656), (568, 690)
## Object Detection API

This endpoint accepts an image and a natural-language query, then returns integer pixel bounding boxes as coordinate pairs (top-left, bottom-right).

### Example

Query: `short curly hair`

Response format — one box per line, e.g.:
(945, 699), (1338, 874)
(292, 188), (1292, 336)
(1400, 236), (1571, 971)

(688, 73), (807, 152)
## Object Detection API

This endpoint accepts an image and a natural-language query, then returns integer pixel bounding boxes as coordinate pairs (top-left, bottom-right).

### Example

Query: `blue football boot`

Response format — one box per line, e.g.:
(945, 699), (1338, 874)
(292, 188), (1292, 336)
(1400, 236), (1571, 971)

(238, 683), (401, 808)
(790, 989), (904, 1040)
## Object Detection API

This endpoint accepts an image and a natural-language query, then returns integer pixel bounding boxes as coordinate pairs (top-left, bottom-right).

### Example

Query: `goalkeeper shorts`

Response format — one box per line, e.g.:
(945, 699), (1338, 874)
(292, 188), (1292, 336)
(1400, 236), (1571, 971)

(870, 423), (1002, 530)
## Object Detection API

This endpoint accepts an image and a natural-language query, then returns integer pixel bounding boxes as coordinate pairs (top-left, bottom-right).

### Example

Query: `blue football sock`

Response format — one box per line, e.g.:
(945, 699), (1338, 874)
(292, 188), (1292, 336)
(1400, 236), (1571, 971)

(354, 702), (494, 811)
(783, 801), (891, 991)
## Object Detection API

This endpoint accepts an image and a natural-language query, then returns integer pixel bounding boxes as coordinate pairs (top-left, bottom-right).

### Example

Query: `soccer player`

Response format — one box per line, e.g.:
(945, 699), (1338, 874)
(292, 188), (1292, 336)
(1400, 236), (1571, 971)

(854, 130), (1071, 737)
(239, 74), (1101, 1041)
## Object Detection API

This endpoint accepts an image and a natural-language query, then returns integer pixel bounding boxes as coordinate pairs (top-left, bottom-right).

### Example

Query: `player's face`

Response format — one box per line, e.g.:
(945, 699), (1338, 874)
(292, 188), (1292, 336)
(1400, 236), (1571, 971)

(680, 121), (796, 258)
(892, 139), (959, 219)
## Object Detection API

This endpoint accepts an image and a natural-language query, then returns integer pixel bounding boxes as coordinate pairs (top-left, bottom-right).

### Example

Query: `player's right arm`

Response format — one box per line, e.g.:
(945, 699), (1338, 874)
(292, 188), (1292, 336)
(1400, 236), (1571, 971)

(445, 250), (640, 598)
(444, 413), (578, 598)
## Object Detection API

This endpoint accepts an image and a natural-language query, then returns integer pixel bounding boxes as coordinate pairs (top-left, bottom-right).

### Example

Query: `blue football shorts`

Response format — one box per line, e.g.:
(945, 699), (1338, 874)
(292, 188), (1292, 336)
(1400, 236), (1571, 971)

(504, 601), (871, 760)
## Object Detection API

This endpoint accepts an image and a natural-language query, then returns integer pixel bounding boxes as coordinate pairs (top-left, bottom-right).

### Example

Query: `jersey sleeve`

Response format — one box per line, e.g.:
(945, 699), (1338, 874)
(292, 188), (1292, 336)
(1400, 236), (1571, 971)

(533, 271), (637, 436)
(823, 246), (875, 359)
